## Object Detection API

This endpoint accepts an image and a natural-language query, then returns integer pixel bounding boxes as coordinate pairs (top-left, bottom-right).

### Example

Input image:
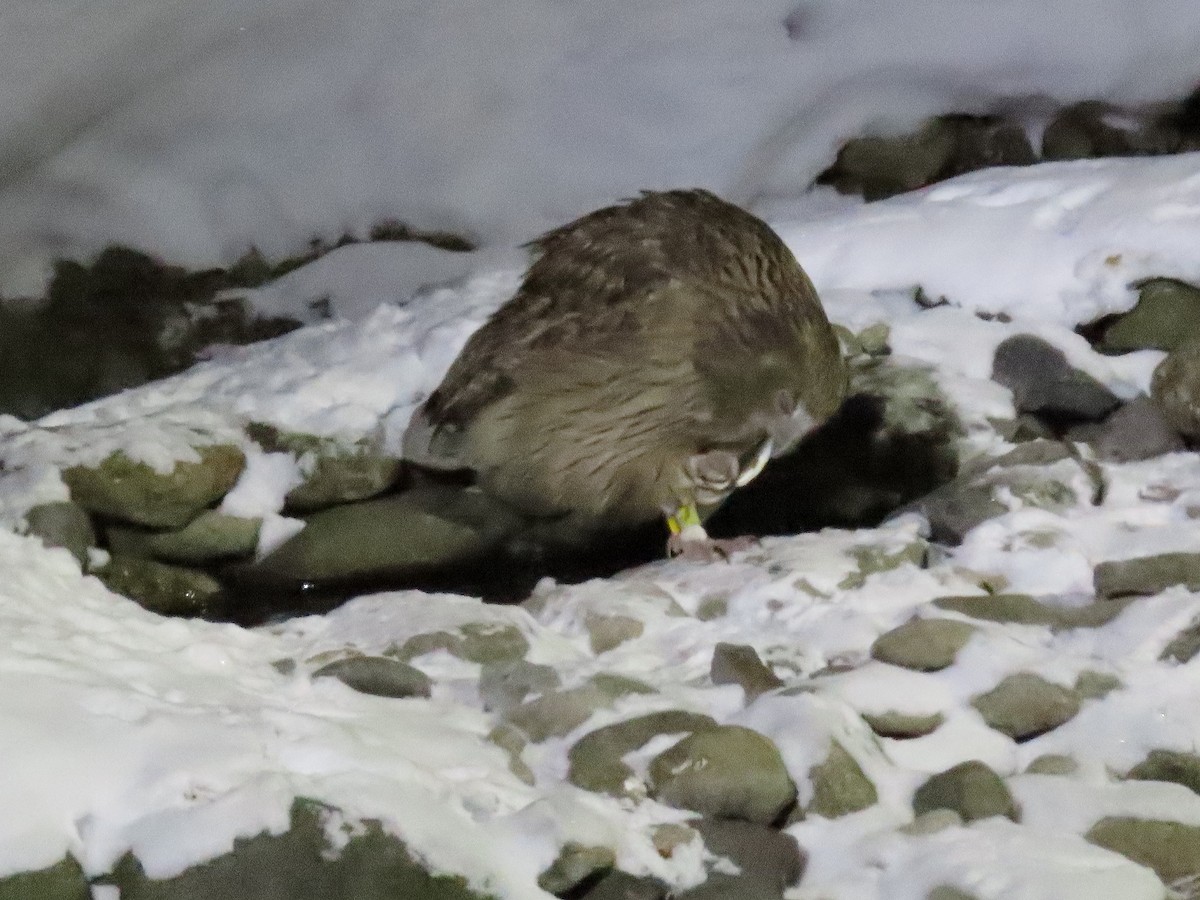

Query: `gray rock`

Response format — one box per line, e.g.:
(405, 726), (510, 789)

(1074, 670), (1122, 700)
(578, 871), (668, 900)
(478, 660), (560, 713)
(692, 819), (805, 892)
(1024, 754), (1078, 776)
(506, 685), (613, 743)
(96, 554), (224, 618)
(904, 482), (1008, 545)
(1093, 397), (1185, 462)
(24, 501), (95, 566)
(1094, 552), (1200, 598)
(1162, 618), (1200, 663)
(992, 334), (1120, 422)
(0, 854), (88, 900)
(1086, 817), (1200, 883)
(487, 724), (534, 785)
(933, 593), (1062, 627)
(568, 711), (717, 795)
(537, 842), (616, 895)
(991, 439), (1074, 468)
(806, 740), (878, 818)
(62, 445), (246, 529)
(870, 618), (976, 671)
(1151, 341), (1200, 439)
(648, 725), (797, 824)
(1126, 750), (1200, 796)
(1043, 101), (1181, 160)
(912, 760), (1018, 823)
(585, 612), (644, 654)
(107, 510), (260, 564)
(311, 656), (431, 699)
(111, 798), (491, 900)
(1100, 278), (1200, 353)
(249, 485), (522, 583)
(394, 622), (529, 665)
(970, 673), (1082, 740)
(246, 422), (404, 512)
(862, 710), (943, 738)
(711, 643), (784, 700)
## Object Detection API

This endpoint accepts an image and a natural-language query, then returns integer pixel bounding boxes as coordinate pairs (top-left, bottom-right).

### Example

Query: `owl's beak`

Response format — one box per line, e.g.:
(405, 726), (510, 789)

(735, 437), (773, 486)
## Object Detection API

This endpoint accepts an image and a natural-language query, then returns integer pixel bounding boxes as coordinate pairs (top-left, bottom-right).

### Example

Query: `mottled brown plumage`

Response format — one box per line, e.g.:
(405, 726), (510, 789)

(403, 189), (847, 553)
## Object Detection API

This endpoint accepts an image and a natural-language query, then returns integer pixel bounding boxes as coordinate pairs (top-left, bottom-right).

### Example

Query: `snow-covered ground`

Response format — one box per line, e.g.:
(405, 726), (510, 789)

(4, 0), (1200, 296)
(2, 150), (1200, 897)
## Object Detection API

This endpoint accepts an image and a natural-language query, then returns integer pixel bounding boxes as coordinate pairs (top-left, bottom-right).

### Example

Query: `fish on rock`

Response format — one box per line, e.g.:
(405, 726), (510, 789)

(403, 189), (847, 559)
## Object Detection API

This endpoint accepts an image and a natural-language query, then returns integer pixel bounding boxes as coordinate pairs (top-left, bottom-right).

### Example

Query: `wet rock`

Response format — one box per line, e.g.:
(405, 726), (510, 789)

(970, 673), (1082, 740)
(1099, 278), (1200, 353)
(927, 888), (978, 900)
(24, 501), (95, 566)
(311, 656), (431, 699)
(840, 540), (928, 590)
(870, 618), (976, 671)
(806, 740), (878, 818)
(394, 622), (529, 665)
(1092, 397), (1185, 462)
(112, 798), (489, 900)
(933, 593), (1062, 627)
(990, 414), (1055, 444)
(1025, 754), (1078, 776)
(537, 842), (616, 895)
(63, 445), (246, 529)
(509, 676), (656, 744)
(585, 611), (644, 654)
(904, 482), (1007, 545)
(818, 115), (1034, 201)
(1094, 552), (1200, 598)
(1086, 817), (1200, 883)
(1126, 750), (1200, 796)
(107, 510), (260, 564)
(711, 643), (784, 700)
(900, 809), (963, 836)
(578, 871), (668, 900)
(992, 439), (1074, 468)
(249, 485), (523, 584)
(567, 711), (717, 795)
(1043, 101), (1180, 160)
(912, 760), (1018, 823)
(247, 423), (403, 512)
(992, 335), (1120, 424)
(478, 660), (560, 713)
(862, 710), (943, 738)
(0, 854), (88, 900)
(648, 725), (797, 824)
(96, 554), (225, 618)
(1151, 341), (1200, 439)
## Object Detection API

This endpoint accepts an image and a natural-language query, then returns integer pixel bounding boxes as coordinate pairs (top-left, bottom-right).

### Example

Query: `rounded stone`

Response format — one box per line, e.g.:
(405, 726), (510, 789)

(970, 673), (1082, 740)
(912, 760), (1017, 823)
(648, 725), (797, 824)
(311, 656), (431, 699)
(870, 618), (976, 671)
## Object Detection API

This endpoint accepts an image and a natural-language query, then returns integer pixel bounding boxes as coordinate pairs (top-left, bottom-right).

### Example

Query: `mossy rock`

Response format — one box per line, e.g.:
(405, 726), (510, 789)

(648, 725), (797, 824)
(912, 760), (1017, 823)
(1094, 552), (1200, 598)
(112, 798), (494, 899)
(1126, 750), (1200, 796)
(63, 445), (245, 529)
(1151, 342), (1200, 440)
(311, 656), (432, 699)
(970, 673), (1081, 740)
(96, 554), (225, 618)
(0, 854), (88, 900)
(246, 423), (403, 512)
(107, 511), (260, 564)
(870, 618), (976, 671)
(1086, 817), (1200, 883)
(392, 622), (529, 665)
(568, 711), (718, 795)
(807, 740), (878, 818)
(1100, 278), (1200, 353)
(537, 843), (616, 895)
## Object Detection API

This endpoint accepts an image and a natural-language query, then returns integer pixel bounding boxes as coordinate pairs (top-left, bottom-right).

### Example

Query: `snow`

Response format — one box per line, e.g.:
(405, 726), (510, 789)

(4, 3), (1200, 896)
(5, 0), (1200, 297)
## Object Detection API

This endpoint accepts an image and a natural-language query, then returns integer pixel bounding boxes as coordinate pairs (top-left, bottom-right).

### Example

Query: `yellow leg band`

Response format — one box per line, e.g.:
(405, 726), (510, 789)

(667, 503), (703, 534)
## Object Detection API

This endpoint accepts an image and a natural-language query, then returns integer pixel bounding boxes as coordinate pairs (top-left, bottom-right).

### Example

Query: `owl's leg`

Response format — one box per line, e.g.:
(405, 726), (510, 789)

(665, 502), (756, 562)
